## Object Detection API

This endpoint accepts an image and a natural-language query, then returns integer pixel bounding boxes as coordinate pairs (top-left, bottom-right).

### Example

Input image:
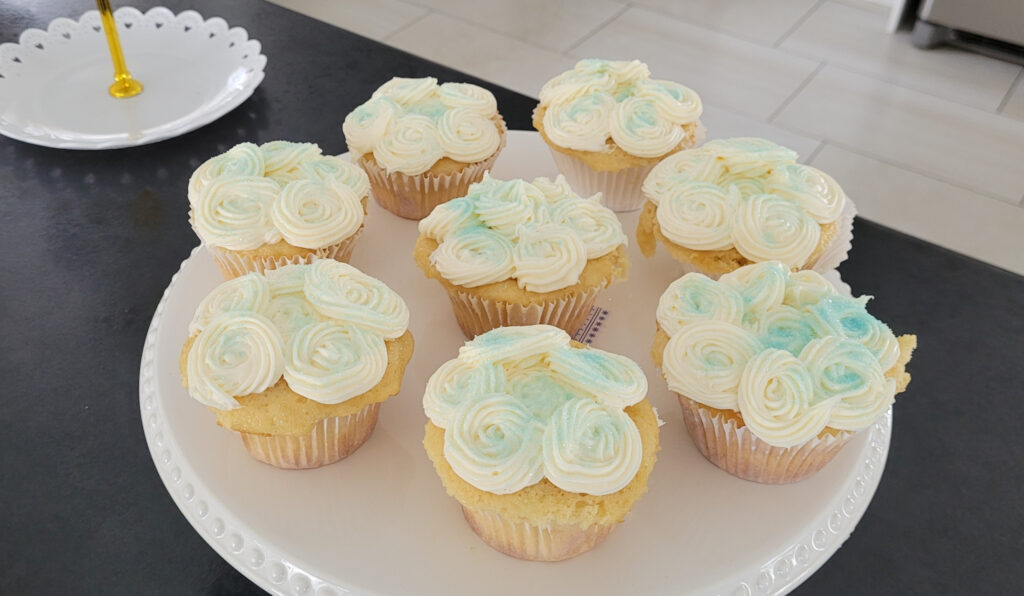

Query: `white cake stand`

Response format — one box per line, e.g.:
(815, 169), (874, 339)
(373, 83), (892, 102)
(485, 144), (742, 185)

(0, 7), (265, 149)
(140, 131), (888, 595)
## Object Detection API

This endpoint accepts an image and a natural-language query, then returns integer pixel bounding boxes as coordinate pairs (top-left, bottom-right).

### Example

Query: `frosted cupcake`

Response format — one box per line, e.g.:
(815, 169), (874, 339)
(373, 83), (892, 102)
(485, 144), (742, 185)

(651, 262), (915, 483)
(422, 325), (659, 561)
(414, 174), (629, 338)
(343, 77), (507, 219)
(533, 59), (704, 211)
(637, 138), (854, 278)
(189, 141), (369, 279)
(179, 260), (414, 469)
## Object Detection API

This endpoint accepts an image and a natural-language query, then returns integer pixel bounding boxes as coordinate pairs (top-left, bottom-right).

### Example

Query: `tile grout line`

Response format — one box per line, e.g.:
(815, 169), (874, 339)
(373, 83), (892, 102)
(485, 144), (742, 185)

(767, 62), (826, 122)
(773, 0), (827, 48)
(820, 139), (1022, 206)
(563, 3), (632, 55)
(382, 9), (433, 43)
(804, 140), (828, 164)
(619, 2), (797, 49)
(996, 67), (1024, 114)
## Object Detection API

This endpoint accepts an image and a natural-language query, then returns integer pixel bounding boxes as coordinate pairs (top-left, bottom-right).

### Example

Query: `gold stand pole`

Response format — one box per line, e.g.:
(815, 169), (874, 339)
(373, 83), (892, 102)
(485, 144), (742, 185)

(96, 0), (143, 98)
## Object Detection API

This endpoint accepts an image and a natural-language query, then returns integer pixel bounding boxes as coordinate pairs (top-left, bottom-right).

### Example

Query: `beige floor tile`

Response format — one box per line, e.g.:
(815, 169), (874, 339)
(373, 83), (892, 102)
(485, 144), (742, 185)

(775, 66), (1024, 203)
(700, 103), (822, 160)
(812, 144), (1024, 275)
(631, 0), (819, 45)
(268, 0), (427, 39)
(387, 13), (575, 98)
(780, 1), (1022, 111)
(1001, 74), (1024, 121)
(570, 7), (820, 119)
(403, 0), (626, 52)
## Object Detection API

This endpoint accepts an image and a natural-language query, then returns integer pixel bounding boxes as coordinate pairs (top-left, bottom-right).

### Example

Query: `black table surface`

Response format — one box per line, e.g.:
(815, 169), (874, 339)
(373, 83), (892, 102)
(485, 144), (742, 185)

(1, 1), (1021, 594)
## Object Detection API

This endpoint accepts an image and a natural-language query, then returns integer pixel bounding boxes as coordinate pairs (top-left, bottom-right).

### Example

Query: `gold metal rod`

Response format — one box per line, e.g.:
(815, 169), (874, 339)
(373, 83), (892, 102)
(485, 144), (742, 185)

(96, 0), (142, 98)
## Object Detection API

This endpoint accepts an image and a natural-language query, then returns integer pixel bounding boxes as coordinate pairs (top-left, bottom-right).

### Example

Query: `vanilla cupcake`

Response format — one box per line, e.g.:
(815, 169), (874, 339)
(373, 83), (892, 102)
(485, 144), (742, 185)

(650, 262), (915, 483)
(637, 138), (855, 278)
(414, 174), (629, 338)
(179, 260), (414, 469)
(188, 141), (370, 279)
(343, 77), (507, 219)
(533, 59), (704, 211)
(422, 325), (659, 561)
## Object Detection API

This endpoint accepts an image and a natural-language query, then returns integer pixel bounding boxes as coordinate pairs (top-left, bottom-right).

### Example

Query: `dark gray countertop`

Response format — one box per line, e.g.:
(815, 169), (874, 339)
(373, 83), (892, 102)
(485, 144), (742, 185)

(1, 1), (1021, 594)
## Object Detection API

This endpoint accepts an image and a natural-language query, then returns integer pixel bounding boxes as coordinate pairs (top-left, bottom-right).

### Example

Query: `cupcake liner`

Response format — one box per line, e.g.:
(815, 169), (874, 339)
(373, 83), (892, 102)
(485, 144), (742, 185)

(549, 149), (655, 212)
(677, 395), (855, 484)
(443, 284), (605, 339)
(809, 197), (857, 275)
(359, 119), (508, 220)
(208, 227), (363, 279)
(547, 123), (705, 213)
(238, 402), (381, 470)
(461, 505), (615, 562)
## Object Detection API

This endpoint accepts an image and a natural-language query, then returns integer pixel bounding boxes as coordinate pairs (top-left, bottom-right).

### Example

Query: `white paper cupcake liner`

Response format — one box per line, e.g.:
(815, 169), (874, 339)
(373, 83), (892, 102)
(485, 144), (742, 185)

(678, 395), (855, 484)
(207, 227), (363, 279)
(809, 196), (857, 275)
(547, 122), (706, 213)
(549, 149), (655, 212)
(444, 284), (605, 339)
(461, 505), (615, 562)
(238, 402), (381, 470)
(358, 119), (507, 220)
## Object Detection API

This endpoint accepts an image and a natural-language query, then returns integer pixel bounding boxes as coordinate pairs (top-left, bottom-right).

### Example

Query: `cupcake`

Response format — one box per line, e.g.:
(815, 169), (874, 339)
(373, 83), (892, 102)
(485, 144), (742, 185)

(413, 174), (629, 338)
(533, 59), (704, 212)
(651, 262), (915, 483)
(636, 138), (855, 278)
(422, 325), (659, 561)
(179, 260), (414, 469)
(343, 77), (507, 219)
(189, 141), (370, 279)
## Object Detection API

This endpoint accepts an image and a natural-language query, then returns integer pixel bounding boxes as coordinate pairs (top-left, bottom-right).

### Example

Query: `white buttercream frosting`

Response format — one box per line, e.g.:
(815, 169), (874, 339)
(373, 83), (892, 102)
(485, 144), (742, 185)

(189, 141), (368, 250)
(344, 77), (503, 175)
(425, 325), (647, 495)
(418, 174), (627, 292)
(538, 59), (702, 156)
(184, 263), (409, 409)
(643, 138), (848, 268)
(657, 262), (905, 445)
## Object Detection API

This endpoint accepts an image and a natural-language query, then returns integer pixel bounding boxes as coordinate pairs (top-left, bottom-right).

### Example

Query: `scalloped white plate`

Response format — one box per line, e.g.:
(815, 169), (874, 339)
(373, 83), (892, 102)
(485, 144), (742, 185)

(139, 131), (888, 596)
(0, 7), (266, 149)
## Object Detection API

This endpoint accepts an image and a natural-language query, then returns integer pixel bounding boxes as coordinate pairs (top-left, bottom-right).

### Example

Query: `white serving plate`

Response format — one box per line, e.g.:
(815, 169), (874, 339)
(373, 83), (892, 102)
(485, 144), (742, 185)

(0, 7), (266, 149)
(139, 131), (888, 596)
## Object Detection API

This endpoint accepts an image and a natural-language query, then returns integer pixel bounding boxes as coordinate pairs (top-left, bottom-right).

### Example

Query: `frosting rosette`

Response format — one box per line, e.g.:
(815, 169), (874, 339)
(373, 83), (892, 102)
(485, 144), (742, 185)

(304, 259), (410, 339)
(283, 322), (388, 404)
(656, 262), (912, 441)
(542, 398), (643, 495)
(418, 174), (627, 293)
(512, 224), (588, 293)
(271, 180), (364, 249)
(537, 59), (702, 156)
(656, 182), (740, 251)
(345, 77), (503, 175)
(186, 313), (285, 410)
(188, 142), (264, 204)
(188, 141), (368, 251)
(444, 393), (546, 494)
(191, 177), (282, 251)
(662, 321), (763, 410)
(184, 262), (410, 409)
(641, 138), (849, 268)
(189, 272), (272, 334)
(425, 326), (647, 496)
(656, 273), (744, 336)
(736, 349), (832, 447)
